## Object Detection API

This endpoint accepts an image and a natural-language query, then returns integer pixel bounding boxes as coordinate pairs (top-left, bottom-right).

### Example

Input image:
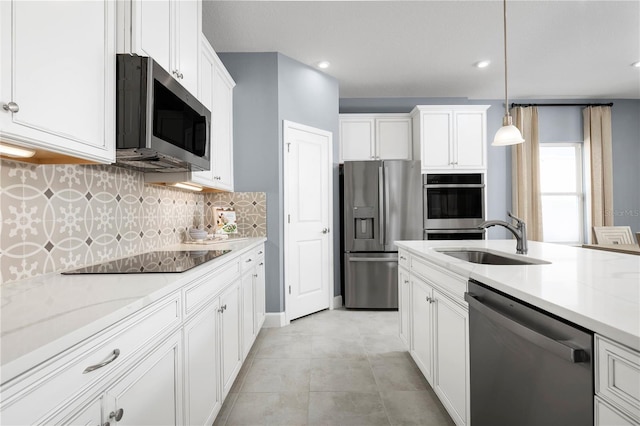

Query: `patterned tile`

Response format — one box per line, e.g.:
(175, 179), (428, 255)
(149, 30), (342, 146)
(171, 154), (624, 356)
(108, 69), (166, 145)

(0, 159), (267, 285)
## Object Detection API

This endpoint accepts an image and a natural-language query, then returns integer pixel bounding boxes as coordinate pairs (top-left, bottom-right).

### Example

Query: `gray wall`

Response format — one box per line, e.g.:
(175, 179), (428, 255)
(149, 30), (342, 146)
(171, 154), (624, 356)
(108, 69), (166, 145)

(219, 52), (339, 313)
(340, 98), (640, 236)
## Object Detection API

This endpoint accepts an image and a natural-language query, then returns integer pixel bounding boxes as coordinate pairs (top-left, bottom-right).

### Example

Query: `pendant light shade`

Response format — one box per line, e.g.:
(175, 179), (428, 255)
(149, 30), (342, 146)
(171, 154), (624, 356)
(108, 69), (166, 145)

(493, 115), (524, 146)
(492, 0), (525, 147)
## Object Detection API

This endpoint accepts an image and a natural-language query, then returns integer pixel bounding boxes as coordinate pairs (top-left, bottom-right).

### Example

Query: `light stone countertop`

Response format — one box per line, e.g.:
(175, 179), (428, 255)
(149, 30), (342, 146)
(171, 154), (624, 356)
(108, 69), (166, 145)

(0, 237), (266, 383)
(395, 239), (640, 352)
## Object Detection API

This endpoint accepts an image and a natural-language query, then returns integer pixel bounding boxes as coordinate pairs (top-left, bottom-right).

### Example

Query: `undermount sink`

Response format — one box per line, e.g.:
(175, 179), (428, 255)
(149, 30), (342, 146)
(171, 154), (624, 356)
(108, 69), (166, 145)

(436, 248), (551, 266)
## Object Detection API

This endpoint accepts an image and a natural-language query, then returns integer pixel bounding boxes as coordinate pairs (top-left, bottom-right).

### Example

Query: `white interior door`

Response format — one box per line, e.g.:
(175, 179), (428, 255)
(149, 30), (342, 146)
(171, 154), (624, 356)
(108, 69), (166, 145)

(284, 120), (333, 322)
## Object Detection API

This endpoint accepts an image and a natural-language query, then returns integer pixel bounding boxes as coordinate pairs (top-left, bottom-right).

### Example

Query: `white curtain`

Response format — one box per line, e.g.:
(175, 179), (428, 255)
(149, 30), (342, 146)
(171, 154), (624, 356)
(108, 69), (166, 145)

(583, 106), (614, 241)
(511, 106), (544, 241)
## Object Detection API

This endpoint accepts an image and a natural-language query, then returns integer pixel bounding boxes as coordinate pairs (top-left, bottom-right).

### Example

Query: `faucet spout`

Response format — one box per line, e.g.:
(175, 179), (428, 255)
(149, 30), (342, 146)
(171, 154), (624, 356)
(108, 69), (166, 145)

(478, 212), (528, 254)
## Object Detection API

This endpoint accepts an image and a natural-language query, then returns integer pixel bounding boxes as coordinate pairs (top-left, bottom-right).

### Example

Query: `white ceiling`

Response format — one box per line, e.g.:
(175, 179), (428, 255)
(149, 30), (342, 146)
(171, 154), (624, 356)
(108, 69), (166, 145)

(202, 0), (640, 100)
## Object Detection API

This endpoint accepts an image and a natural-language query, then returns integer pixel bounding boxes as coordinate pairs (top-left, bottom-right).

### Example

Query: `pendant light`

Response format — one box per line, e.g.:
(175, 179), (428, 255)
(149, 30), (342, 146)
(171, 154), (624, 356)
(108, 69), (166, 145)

(492, 0), (524, 146)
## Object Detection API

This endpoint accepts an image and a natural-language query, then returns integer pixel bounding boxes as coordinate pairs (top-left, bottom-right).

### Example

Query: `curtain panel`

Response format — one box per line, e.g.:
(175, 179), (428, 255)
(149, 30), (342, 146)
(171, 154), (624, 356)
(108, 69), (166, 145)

(511, 106), (544, 241)
(583, 106), (614, 241)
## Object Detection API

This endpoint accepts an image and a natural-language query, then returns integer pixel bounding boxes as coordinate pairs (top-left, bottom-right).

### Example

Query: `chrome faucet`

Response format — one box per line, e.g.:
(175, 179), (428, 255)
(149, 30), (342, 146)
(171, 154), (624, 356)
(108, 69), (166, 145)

(479, 212), (528, 254)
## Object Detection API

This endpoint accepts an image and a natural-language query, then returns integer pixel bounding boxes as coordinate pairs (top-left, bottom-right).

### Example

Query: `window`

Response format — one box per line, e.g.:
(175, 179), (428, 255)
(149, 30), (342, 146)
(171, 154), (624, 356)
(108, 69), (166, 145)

(539, 143), (585, 244)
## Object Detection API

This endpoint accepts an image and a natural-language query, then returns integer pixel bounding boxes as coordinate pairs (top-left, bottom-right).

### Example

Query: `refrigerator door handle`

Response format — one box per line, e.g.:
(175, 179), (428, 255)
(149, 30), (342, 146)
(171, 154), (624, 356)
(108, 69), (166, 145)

(378, 166), (385, 246)
(383, 166), (390, 247)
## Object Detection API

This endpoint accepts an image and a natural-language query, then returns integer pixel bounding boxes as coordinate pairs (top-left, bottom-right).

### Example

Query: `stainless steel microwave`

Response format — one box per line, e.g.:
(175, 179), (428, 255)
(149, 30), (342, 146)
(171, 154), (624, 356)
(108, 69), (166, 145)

(115, 54), (211, 173)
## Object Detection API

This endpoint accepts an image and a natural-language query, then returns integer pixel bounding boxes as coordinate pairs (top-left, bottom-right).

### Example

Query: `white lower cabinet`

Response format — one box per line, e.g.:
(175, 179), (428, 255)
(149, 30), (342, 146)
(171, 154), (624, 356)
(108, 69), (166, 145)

(104, 332), (183, 426)
(220, 278), (242, 398)
(0, 242), (267, 426)
(410, 276), (433, 383)
(183, 301), (221, 426)
(398, 266), (411, 348)
(595, 335), (640, 425)
(400, 251), (469, 426)
(433, 289), (469, 426)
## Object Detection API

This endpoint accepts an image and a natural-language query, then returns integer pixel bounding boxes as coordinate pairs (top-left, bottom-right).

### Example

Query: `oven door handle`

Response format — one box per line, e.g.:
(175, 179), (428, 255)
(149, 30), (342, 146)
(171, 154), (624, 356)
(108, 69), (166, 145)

(425, 184), (485, 189)
(464, 292), (589, 363)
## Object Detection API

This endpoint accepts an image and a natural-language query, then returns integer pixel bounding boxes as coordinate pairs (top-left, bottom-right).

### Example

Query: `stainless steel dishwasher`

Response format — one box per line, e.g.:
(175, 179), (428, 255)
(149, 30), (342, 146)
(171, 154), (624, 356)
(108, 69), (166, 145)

(465, 280), (593, 426)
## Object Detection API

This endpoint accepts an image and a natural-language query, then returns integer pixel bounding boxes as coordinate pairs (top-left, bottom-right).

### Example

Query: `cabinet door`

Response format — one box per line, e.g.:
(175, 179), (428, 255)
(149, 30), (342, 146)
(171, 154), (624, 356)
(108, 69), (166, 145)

(241, 270), (256, 359)
(132, 0), (171, 73)
(184, 302), (221, 426)
(105, 332), (182, 426)
(420, 111), (453, 170)
(50, 397), (103, 426)
(398, 267), (411, 348)
(454, 111), (486, 169)
(174, 0), (200, 95)
(595, 396), (639, 426)
(255, 258), (266, 331)
(0, 0), (115, 163)
(340, 118), (375, 161)
(433, 289), (469, 426)
(211, 59), (235, 190)
(193, 37), (216, 185)
(220, 279), (242, 397)
(410, 277), (433, 384)
(376, 118), (412, 160)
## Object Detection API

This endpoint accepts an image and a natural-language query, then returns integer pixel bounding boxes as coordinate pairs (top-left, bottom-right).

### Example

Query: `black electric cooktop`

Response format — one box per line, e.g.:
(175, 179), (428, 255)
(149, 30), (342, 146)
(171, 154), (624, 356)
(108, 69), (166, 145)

(62, 250), (231, 274)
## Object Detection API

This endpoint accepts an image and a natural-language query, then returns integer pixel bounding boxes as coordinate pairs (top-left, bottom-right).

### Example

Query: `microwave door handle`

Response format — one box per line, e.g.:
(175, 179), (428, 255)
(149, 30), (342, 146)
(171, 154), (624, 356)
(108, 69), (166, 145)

(378, 166), (385, 246)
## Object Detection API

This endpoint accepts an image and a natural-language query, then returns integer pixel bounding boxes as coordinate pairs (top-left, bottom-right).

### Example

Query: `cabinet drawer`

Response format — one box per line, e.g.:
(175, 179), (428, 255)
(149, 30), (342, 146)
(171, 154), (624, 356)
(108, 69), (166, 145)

(410, 256), (467, 301)
(596, 335), (640, 422)
(241, 245), (265, 272)
(398, 250), (410, 270)
(595, 396), (639, 426)
(0, 294), (181, 425)
(183, 260), (240, 316)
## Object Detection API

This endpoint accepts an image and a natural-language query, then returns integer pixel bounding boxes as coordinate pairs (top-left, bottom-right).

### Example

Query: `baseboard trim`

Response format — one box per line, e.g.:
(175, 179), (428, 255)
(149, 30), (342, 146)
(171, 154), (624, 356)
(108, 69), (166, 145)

(332, 295), (343, 309)
(263, 312), (287, 328)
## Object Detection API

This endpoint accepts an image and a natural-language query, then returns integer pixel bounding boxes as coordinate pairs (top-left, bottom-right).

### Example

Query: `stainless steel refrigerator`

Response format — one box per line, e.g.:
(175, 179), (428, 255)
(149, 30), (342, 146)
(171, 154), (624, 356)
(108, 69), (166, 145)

(343, 160), (422, 308)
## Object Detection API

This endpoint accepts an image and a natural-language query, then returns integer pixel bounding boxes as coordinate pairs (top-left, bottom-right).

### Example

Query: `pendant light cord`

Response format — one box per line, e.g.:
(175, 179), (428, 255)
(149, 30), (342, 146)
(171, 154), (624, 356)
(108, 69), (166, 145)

(503, 0), (509, 117)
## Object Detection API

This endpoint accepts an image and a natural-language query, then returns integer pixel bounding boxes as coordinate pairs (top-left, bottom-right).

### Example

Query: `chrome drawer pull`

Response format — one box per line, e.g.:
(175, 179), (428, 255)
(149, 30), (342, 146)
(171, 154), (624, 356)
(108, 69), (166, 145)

(83, 349), (120, 374)
(245, 258), (252, 263)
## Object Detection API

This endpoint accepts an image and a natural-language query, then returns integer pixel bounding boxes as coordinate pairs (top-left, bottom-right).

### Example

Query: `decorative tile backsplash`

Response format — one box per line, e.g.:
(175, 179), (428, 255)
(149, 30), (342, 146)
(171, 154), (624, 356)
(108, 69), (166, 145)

(0, 159), (266, 285)
(205, 192), (267, 238)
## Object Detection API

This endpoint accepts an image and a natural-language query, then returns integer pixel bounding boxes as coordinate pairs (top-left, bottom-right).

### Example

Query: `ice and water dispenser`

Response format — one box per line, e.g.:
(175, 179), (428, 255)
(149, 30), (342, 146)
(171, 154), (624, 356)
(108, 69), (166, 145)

(353, 206), (375, 240)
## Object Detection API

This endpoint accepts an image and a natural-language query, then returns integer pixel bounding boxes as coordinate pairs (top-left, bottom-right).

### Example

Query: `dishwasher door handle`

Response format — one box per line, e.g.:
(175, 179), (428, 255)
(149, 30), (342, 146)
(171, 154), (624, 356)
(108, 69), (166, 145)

(464, 292), (589, 363)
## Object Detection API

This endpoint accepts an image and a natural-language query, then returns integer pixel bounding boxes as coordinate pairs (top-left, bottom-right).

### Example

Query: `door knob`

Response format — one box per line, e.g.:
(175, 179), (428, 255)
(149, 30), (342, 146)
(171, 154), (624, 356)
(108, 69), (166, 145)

(322, 228), (330, 234)
(109, 408), (124, 422)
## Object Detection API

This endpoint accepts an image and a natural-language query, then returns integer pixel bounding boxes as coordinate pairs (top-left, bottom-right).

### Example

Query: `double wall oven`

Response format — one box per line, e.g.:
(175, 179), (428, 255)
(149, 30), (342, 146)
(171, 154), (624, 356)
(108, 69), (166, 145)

(423, 173), (485, 240)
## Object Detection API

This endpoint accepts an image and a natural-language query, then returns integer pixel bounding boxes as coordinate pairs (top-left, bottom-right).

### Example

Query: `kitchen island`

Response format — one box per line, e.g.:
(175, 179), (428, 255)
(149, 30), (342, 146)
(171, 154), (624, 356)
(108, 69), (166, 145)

(396, 239), (640, 426)
(0, 237), (266, 425)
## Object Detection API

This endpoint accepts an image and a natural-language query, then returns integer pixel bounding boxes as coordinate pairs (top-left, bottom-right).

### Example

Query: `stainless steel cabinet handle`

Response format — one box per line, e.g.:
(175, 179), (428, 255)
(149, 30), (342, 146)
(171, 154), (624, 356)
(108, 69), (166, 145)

(400, 256), (407, 260)
(322, 228), (329, 234)
(253, 274), (258, 278)
(2, 102), (19, 113)
(258, 251), (263, 255)
(103, 422), (110, 426)
(259, 262), (264, 266)
(245, 258), (252, 263)
(109, 408), (124, 422)
(83, 349), (120, 373)
(464, 293), (589, 363)
(404, 280), (409, 284)
(426, 296), (434, 304)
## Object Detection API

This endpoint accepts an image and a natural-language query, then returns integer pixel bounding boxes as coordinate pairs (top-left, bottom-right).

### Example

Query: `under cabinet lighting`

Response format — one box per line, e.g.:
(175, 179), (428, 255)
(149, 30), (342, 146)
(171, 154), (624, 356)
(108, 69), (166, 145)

(0, 142), (36, 158)
(171, 182), (203, 192)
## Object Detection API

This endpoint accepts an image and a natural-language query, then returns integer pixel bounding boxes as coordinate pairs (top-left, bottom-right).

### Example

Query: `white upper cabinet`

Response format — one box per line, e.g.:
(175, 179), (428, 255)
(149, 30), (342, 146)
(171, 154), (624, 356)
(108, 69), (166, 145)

(411, 105), (489, 173)
(339, 114), (412, 162)
(191, 36), (235, 191)
(118, 0), (201, 96)
(0, 0), (115, 163)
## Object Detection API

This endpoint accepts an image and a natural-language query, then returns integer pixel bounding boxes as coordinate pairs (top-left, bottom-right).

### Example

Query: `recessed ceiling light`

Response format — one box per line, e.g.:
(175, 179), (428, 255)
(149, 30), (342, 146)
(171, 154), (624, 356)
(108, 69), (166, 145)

(632, 61), (640, 68)
(475, 60), (491, 69)
(317, 61), (330, 69)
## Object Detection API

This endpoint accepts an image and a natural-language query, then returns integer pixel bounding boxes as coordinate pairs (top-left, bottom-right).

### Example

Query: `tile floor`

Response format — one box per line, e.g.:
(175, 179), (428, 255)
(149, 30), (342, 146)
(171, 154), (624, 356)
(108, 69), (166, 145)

(213, 308), (455, 426)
